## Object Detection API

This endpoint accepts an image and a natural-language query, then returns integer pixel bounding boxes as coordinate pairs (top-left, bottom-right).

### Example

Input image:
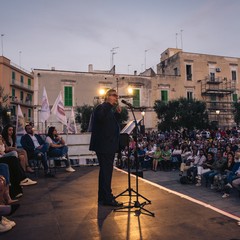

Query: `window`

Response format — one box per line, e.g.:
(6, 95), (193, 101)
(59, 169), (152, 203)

(12, 88), (15, 97)
(28, 78), (31, 86)
(28, 109), (32, 121)
(232, 70), (237, 81)
(12, 106), (16, 116)
(20, 91), (24, 101)
(132, 89), (140, 107)
(20, 76), (24, 84)
(12, 72), (15, 80)
(64, 86), (73, 106)
(187, 91), (193, 100)
(174, 67), (178, 76)
(233, 93), (238, 102)
(161, 90), (168, 103)
(186, 65), (192, 80)
(210, 95), (217, 107)
(210, 72), (215, 81)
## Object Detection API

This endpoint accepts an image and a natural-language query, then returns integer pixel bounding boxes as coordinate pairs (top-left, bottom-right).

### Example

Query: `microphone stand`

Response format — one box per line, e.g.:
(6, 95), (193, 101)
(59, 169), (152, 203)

(115, 104), (154, 217)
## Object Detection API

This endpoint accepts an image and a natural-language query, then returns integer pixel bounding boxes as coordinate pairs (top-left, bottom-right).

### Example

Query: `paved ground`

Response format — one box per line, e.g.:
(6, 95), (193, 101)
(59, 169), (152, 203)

(0, 166), (239, 240)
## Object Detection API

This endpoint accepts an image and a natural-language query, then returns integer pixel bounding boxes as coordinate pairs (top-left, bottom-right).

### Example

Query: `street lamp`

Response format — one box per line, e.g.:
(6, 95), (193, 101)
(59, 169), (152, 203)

(141, 110), (145, 135)
(216, 110), (220, 127)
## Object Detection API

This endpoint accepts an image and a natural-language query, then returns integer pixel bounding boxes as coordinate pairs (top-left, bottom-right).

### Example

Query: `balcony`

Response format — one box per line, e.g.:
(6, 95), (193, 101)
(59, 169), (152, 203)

(11, 79), (33, 92)
(9, 96), (33, 107)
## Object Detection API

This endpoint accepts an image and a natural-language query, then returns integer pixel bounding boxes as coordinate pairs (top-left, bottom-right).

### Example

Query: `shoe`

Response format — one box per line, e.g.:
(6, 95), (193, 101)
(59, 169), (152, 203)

(222, 193), (230, 198)
(2, 217), (16, 228)
(103, 199), (123, 207)
(44, 172), (55, 178)
(196, 183), (201, 187)
(0, 221), (12, 233)
(15, 193), (23, 199)
(20, 178), (37, 186)
(179, 171), (183, 176)
(225, 183), (233, 188)
(61, 155), (68, 160)
(65, 166), (75, 172)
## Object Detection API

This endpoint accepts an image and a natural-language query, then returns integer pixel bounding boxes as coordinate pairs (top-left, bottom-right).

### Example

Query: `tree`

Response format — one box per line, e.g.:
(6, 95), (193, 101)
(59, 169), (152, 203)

(233, 101), (240, 126)
(153, 98), (209, 131)
(75, 104), (129, 133)
(75, 104), (94, 132)
(0, 85), (10, 129)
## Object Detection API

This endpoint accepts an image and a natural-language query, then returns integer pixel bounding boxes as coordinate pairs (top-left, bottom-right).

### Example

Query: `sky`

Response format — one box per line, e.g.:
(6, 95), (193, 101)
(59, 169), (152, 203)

(0, 0), (240, 74)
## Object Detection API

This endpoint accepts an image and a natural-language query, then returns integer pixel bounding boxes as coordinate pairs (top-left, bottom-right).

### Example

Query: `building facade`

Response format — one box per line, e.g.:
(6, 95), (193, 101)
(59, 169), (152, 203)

(0, 56), (34, 125)
(156, 48), (240, 128)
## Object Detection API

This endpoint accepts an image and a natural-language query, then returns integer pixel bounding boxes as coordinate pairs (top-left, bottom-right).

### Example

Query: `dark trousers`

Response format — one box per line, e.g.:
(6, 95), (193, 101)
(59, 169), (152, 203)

(96, 152), (115, 203)
(0, 156), (25, 198)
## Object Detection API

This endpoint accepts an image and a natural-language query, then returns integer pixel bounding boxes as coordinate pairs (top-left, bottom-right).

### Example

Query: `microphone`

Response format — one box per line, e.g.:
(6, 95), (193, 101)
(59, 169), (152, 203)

(121, 99), (134, 108)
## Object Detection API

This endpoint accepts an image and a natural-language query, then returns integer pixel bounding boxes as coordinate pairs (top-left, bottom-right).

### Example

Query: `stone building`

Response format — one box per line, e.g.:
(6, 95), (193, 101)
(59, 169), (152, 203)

(156, 48), (239, 128)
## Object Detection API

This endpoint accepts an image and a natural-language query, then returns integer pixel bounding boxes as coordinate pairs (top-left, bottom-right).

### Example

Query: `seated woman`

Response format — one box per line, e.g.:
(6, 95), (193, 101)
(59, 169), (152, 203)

(1, 124), (34, 173)
(45, 126), (75, 172)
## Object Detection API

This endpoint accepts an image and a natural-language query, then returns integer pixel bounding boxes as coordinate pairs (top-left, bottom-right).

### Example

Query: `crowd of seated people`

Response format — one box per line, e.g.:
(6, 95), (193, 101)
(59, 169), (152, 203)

(0, 123), (75, 232)
(116, 128), (240, 199)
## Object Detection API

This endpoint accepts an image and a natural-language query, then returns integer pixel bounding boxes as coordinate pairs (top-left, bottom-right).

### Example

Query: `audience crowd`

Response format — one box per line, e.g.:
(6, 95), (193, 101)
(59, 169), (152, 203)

(117, 127), (240, 200)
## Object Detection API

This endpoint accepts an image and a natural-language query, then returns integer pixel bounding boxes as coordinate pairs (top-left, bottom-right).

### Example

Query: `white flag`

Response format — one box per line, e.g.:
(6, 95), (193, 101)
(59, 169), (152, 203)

(67, 107), (77, 133)
(16, 105), (25, 135)
(51, 92), (67, 125)
(39, 87), (50, 123)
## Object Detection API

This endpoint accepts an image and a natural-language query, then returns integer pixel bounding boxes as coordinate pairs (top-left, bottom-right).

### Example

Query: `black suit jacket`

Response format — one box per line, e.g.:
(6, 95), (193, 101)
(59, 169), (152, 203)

(20, 134), (45, 159)
(89, 102), (120, 154)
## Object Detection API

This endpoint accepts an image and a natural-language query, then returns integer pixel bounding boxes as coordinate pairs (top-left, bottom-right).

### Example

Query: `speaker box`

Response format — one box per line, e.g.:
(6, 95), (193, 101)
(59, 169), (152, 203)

(131, 171), (143, 178)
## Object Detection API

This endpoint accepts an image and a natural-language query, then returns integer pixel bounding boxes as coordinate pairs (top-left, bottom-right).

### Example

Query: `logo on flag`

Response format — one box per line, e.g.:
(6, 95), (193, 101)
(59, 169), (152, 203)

(67, 107), (77, 134)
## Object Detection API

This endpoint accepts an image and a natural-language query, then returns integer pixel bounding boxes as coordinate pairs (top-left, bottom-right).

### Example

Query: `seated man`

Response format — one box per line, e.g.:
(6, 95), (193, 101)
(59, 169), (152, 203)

(20, 124), (54, 177)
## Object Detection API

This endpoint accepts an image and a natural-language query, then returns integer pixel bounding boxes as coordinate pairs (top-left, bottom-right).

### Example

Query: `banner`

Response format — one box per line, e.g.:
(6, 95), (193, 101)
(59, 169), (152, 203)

(67, 107), (77, 133)
(39, 86), (50, 123)
(51, 91), (67, 125)
(16, 104), (25, 135)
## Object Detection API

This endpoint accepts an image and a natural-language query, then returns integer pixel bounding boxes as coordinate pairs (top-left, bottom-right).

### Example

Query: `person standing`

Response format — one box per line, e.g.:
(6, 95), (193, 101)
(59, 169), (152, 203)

(89, 89), (123, 207)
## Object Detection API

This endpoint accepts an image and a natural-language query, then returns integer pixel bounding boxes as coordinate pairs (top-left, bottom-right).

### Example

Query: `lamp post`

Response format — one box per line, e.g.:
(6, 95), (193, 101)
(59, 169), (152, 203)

(110, 47), (119, 68)
(1, 34), (4, 56)
(216, 110), (220, 127)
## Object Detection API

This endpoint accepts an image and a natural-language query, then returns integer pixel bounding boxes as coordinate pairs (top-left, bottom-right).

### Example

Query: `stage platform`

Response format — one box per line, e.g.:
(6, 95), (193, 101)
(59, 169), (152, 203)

(0, 166), (239, 240)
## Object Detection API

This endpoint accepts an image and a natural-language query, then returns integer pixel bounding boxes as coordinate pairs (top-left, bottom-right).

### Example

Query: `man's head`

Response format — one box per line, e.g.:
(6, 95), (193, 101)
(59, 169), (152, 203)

(25, 124), (34, 135)
(104, 89), (118, 105)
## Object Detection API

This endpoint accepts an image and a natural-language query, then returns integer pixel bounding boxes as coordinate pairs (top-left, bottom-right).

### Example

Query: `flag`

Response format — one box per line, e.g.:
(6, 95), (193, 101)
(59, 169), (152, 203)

(16, 105), (25, 135)
(51, 91), (67, 125)
(67, 107), (77, 133)
(39, 87), (50, 123)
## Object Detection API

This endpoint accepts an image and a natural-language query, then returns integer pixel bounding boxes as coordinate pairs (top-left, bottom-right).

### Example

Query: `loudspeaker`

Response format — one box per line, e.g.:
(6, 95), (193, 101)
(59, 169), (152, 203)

(131, 171), (143, 178)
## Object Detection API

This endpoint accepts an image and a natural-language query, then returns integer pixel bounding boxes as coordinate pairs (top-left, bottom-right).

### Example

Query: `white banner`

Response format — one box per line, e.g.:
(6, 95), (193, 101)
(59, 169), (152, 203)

(16, 104), (25, 135)
(51, 91), (67, 125)
(39, 86), (50, 123)
(68, 107), (77, 133)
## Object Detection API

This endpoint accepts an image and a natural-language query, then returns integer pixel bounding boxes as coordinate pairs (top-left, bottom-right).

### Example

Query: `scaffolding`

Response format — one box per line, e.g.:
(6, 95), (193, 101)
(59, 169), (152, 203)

(200, 76), (236, 128)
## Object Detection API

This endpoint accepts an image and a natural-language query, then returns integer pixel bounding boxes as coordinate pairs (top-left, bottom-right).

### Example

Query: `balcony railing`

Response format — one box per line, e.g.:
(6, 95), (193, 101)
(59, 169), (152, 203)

(11, 79), (33, 91)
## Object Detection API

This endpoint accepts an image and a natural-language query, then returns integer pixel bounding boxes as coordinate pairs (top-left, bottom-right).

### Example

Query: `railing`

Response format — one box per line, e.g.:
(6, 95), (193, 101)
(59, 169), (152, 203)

(11, 79), (33, 90)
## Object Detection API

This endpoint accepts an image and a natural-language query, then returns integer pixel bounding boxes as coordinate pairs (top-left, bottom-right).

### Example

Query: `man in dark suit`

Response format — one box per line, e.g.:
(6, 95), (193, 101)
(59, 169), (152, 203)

(20, 124), (54, 177)
(90, 89), (123, 207)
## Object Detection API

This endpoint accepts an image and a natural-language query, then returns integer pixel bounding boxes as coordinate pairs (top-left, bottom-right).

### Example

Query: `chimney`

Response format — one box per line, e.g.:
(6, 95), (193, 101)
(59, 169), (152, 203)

(134, 70), (137, 76)
(88, 64), (93, 72)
